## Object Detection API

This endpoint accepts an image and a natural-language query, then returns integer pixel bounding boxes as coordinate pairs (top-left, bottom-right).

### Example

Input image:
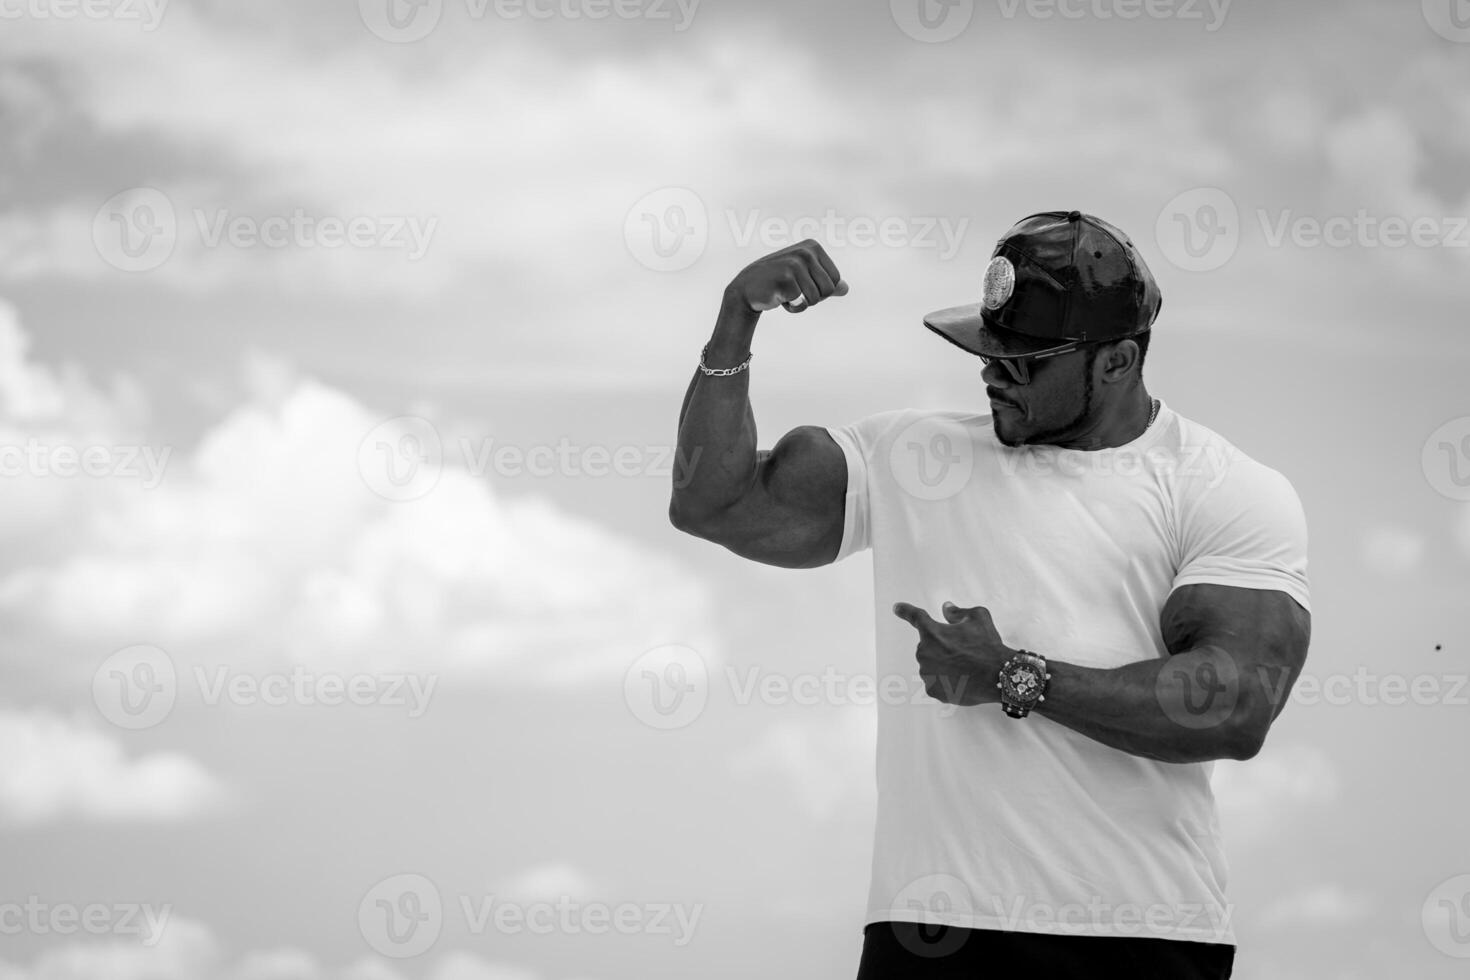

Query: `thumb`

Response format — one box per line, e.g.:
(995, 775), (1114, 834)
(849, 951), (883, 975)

(941, 601), (971, 624)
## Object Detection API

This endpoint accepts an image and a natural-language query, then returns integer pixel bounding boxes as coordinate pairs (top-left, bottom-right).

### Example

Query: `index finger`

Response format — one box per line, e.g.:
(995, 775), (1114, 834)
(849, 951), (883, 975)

(892, 601), (937, 633)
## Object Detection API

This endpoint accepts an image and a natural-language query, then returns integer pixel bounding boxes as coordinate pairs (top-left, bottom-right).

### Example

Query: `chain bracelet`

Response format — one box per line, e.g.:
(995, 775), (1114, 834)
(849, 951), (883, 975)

(699, 344), (752, 377)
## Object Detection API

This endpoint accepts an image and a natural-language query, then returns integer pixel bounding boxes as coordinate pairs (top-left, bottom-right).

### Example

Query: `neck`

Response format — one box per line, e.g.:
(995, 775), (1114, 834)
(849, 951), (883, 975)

(1049, 386), (1156, 451)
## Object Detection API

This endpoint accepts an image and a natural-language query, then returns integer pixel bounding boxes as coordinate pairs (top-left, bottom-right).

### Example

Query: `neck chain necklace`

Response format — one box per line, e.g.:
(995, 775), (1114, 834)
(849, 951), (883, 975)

(1145, 398), (1160, 430)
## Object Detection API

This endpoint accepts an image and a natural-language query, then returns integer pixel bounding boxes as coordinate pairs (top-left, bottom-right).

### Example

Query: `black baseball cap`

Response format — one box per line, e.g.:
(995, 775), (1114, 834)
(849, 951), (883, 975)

(924, 210), (1162, 358)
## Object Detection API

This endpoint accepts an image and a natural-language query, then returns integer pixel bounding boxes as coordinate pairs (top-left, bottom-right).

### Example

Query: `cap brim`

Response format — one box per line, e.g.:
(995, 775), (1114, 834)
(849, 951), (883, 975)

(922, 304), (1063, 358)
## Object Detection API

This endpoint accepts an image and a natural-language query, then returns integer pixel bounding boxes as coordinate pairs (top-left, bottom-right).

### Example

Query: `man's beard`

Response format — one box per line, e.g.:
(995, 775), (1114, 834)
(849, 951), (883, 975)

(996, 353), (1096, 447)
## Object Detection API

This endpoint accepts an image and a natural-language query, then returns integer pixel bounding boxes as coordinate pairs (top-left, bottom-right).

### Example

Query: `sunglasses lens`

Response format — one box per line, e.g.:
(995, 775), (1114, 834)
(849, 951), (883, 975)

(987, 357), (1027, 385)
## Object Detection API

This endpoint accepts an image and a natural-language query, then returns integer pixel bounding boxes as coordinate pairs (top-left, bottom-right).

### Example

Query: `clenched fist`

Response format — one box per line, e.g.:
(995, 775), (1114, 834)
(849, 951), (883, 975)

(725, 239), (849, 314)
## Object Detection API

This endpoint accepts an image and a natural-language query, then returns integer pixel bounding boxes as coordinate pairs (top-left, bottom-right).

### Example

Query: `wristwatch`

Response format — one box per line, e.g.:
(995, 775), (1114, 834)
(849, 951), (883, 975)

(997, 650), (1050, 719)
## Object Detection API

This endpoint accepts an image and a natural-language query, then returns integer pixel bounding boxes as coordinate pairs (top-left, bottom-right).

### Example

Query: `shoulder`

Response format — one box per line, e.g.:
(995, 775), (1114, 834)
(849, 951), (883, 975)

(828, 406), (978, 434)
(826, 407), (991, 452)
(1162, 409), (1300, 496)
(1162, 408), (1307, 533)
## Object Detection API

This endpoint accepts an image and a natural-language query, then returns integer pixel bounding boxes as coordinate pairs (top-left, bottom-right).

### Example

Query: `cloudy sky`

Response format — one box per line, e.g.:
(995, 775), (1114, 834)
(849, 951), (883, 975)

(0, 1), (1467, 978)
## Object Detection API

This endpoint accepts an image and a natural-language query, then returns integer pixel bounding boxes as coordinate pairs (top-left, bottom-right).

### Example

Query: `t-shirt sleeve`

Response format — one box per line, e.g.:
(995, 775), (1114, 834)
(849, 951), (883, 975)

(1172, 451), (1311, 613)
(825, 411), (911, 563)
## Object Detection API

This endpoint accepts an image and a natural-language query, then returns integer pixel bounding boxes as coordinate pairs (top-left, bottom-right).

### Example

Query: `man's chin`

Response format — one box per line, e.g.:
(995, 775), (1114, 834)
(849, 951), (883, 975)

(991, 414), (1024, 447)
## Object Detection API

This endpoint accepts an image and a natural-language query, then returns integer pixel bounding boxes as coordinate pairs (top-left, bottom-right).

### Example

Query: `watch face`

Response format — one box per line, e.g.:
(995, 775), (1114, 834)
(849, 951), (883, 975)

(1002, 663), (1041, 702)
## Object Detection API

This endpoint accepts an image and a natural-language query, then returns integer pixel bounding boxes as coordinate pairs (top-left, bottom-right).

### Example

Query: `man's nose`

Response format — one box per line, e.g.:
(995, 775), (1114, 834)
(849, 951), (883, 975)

(982, 362), (1013, 389)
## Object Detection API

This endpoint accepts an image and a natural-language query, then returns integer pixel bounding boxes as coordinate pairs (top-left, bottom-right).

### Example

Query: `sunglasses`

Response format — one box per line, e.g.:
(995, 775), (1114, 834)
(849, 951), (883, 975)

(979, 341), (1097, 385)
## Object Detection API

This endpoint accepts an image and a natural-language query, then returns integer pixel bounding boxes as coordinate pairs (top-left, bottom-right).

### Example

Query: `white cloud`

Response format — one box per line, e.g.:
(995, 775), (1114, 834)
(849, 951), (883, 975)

(1255, 90), (1326, 156)
(0, 709), (226, 824)
(1211, 741), (1338, 846)
(0, 300), (155, 545)
(0, 917), (218, 980)
(1257, 883), (1374, 928)
(1323, 106), (1423, 201)
(0, 6), (858, 304)
(489, 862), (598, 903)
(1360, 525), (1424, 576)
(1455, 505), (1470, 560)
(0, 308), (716, 686)
(728, 709), (876, 822)
(427, 953), (538, 980)
(0, 916), (534, 980)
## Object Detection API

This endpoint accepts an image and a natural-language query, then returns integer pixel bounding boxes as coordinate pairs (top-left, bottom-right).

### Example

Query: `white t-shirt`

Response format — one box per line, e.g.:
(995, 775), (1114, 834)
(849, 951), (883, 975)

(825, 400), (1310, 946)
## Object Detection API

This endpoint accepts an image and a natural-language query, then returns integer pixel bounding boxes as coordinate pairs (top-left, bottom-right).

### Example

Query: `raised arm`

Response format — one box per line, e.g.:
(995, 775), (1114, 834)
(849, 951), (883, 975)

(669, 240), (850, 569)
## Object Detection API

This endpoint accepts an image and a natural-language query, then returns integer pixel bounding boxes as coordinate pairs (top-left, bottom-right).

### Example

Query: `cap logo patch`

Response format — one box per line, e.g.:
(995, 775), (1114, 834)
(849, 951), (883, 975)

(982, 256), (1015, 310)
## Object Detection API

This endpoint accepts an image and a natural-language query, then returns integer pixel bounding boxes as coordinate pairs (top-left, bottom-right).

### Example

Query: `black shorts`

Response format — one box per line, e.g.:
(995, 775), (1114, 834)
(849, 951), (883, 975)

(856, 921), (1235, 979)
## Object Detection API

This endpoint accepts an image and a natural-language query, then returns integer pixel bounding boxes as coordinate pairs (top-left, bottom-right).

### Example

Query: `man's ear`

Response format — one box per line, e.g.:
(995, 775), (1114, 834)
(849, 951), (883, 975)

(1100, 339), (1139, 383)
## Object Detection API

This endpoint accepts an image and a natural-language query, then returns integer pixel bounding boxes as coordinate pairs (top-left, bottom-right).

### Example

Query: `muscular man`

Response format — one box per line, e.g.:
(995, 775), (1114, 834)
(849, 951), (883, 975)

(669, 210), (1310, 979)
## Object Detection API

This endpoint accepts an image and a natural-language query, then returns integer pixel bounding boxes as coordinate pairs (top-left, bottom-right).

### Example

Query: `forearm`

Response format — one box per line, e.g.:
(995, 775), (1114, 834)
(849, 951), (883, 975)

(1032, 648), (1264, 764)
(670, 291), (761, 521)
